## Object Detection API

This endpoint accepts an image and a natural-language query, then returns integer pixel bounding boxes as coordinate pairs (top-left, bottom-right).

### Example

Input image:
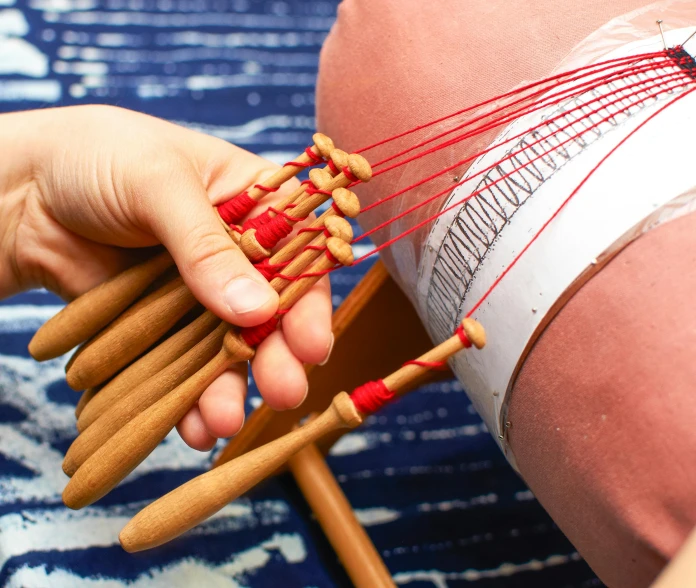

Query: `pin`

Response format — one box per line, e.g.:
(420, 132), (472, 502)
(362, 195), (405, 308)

(682, 28), (696, 49)
(657, 20), (667, 51)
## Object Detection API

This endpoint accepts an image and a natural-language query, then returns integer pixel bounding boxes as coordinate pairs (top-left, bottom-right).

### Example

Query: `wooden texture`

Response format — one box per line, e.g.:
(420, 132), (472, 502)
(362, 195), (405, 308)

(247, 132), (333, 202)
(240, 154), (371, 261)
(651, 527), (696, 587)
(76, 310), (220, 431)
(66, 276), (198, 390)
(289, 442), (396, 588)
(215, 260), (449, 467)
(63, 322), (228, 476)
(118, 392), (363, 552)
(28, 251), (174, 361)
(74, 387), (98, 419)
(62, 329), (254, 510)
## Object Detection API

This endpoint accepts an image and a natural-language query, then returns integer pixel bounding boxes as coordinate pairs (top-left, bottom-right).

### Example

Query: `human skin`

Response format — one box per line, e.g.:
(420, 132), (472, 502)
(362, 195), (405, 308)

(0, 105), (334, 451)
(317, 1), (696, 586)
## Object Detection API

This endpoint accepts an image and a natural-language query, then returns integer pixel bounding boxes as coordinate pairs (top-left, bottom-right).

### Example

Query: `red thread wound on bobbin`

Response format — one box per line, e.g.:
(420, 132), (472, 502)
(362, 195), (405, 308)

(243, 210), (272, 231)
(255, 216), (294, 250)
(241, 316), (279, 347)
(218, 192), (256, 225)
(350, 380), (395, 414)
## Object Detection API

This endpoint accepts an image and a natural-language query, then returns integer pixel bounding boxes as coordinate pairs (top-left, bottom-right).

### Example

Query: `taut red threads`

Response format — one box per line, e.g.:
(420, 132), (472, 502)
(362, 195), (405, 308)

(255, 216), (294, 250)
(350, 380), (394, 414)
(217, 192), (256, 225)
(240, 316), (279, 347)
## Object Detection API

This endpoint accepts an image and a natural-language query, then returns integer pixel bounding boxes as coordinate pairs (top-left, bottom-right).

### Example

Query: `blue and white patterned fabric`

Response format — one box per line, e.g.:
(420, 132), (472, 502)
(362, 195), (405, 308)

(0, 2), (602, 586)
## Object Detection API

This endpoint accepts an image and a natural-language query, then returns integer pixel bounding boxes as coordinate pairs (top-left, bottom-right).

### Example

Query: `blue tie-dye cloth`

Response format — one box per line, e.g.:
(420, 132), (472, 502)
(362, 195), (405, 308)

(0, 2), (602, 586)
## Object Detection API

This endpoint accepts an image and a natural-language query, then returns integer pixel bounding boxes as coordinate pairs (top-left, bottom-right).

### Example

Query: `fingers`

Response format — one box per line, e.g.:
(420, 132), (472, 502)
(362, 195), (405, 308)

(142, 165), (278, 328)
(251, 330), (308, 411)
(282, 276), (334, 365)
(198, 365), (248, 439)
(176, 405), (216, 452)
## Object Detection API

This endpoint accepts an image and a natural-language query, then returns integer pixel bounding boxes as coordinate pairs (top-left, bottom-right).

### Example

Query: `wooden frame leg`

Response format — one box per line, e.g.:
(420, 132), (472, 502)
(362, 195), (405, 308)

(289, 442), (395, 588)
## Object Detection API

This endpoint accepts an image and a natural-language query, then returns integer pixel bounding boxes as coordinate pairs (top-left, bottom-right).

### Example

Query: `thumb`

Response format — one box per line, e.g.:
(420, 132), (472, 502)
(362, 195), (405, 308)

(143, 164), (278, 327)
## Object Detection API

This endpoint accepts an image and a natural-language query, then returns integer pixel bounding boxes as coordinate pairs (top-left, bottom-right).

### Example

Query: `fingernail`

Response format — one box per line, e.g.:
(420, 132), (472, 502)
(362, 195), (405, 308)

(224, 276), (273, 315)
(319, 333), (335, 366)
(289, 383), (309, 410)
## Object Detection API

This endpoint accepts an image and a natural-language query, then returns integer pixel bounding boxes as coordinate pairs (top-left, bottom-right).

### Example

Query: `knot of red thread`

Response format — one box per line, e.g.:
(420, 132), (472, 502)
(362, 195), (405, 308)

(350, 379), (394, 414)
(255, 216), (293, 250)
(454, 324), (472, 348)
(253, 183), (279, 193)
(327, 159), (339, 174)
(217, 192), (256, 225)
(240, 316), (279, 347)
(403, 359), (448, 370)
(305, 182), (332, 197)
(331, 202), (345, 217)
(254, 258), (287, 280)
(243, 210), (272, 232)
(342, 165), (358, 183)
(283, 147), (322, 168)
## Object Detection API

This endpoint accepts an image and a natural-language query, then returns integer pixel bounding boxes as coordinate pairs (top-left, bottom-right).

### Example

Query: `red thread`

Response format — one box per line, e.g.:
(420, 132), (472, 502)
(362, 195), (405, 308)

(254, 258), (288, 280)
(325, 248), (339, 265)
(243, 210), (272, 231)
(254, 183), (279, 193)
(350, 380), (394, 414)
(403, 359), (448, 370)
(327, 159), (339, 174)
(240, 316), (279, 347)
(255, 216), (293, 250)
(217, 191), (257, 225)
(454, 325), (472, 348)
(466, 84), (696, 317)
(354, 51), (666, 155)
(342, 166), (358, 183)
(284, 147), (322, 168)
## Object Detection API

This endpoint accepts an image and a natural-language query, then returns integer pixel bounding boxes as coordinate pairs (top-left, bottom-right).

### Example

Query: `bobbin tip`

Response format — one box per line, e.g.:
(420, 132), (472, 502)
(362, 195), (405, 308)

(309, 168), (332, 190)
(460, 318), (486, 349)
(312, 133), (335, 159)
(329, 149), (349, 171)
(326, 237), (354, 266)
(331, 187), (361, 218)
(347, 153), (372, 182)
(325, 216), (353, 242)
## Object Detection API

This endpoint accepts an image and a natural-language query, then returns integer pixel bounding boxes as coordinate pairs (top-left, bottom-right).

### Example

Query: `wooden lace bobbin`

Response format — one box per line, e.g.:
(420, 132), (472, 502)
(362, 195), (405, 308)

(217, 133), (335, 228)
(118, 317), (484, 552)
(240, 153), (371, 262)
(75, 387), (98, 419)
(62, 321), (229, 476)
(260, 148), (350, 223)
(65, 276), (199, 391)
(62, 238), (354, 510)
(75, 310), (221, 431)
(288, 442), (395, 588)
(28, 251), (174, 362)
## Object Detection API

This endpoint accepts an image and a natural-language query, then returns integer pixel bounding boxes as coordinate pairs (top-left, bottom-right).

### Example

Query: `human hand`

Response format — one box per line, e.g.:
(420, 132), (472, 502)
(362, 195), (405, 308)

(0, 105), (333, 450)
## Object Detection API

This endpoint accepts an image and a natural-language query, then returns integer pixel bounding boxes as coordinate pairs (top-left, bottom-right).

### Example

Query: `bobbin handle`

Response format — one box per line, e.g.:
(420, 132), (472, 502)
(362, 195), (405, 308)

(62, 342), (238, 510)
(119, 392), (362, 552)
(66, 276), (198, 390)
(28, 251), (174, 361)
(384, 318), (486, 397)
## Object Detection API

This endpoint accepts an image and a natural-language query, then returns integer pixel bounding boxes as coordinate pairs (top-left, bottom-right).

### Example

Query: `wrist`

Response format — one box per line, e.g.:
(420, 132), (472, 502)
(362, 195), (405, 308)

(0, 110), (49, 299)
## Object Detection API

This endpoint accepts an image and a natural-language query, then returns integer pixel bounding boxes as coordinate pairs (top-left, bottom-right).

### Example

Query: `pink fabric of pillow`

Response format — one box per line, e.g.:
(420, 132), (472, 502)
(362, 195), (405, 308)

(316, 1), (696, 586)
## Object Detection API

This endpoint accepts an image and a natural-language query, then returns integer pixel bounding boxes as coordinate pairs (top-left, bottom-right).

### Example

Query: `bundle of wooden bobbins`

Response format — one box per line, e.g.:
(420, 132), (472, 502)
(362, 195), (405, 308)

(27, 133), (487, 587)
